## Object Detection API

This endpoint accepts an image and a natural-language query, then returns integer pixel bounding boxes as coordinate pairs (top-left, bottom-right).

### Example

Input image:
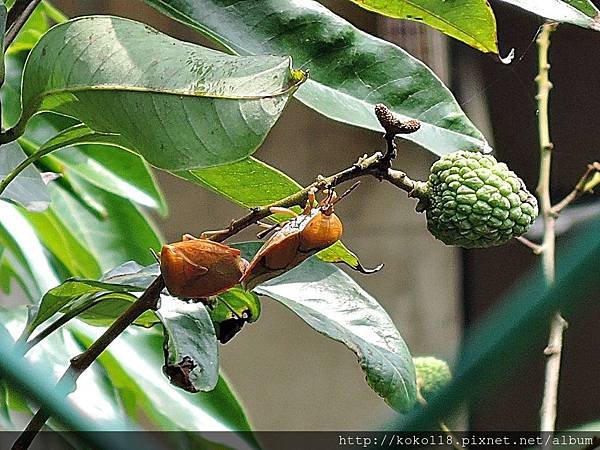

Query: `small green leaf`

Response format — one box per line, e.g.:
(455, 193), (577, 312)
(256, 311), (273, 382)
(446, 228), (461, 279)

(63, 291), (159, 328)
(584, 172), (600, 192)
(101, 261), (161, 290)
(25, 278), (145, 335)
(156, 295), (219, 393)
(11, 15), (306, 170)
(317, 240), (384, 273)
(144, 0), (489, 156)
(209, 287), (261, 343)
(348, 0), (498, 53)
(500, 0), (600, 30)
(237, 242), (417, 412)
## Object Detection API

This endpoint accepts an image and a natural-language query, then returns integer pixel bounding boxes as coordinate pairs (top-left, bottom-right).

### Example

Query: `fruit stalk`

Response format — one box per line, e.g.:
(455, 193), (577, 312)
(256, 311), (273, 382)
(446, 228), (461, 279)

(535, 21), (566, 436)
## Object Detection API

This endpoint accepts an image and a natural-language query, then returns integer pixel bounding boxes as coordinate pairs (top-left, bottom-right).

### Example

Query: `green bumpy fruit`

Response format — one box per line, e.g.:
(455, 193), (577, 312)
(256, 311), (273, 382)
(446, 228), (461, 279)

(425, 151), (538, 248)
(413, 357), (451, 402)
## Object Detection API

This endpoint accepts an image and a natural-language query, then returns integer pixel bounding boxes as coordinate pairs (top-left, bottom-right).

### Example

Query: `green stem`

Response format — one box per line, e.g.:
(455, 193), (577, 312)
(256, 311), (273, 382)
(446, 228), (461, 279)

(535, 22), (567, 436)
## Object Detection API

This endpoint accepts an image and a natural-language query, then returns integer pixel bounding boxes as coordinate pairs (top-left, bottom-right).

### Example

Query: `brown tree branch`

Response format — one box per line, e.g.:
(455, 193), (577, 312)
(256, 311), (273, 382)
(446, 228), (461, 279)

(14, 105), (425, 449)
(4, 0), (43, 48)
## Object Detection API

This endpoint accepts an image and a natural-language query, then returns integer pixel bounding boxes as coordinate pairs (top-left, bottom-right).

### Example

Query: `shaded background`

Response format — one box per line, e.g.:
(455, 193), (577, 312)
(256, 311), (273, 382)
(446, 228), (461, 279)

(54, 0), (600, 432)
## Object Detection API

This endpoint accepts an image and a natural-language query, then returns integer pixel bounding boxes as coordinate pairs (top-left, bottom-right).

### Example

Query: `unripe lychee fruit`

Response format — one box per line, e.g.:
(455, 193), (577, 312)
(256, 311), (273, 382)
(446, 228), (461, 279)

(413, 356), (452, 402)
(425, 151), (538, 248)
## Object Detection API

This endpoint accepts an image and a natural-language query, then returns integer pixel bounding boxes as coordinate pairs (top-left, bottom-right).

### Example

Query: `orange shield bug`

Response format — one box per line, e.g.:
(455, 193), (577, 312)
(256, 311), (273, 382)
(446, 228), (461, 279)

(241, 183), (359, 290)
(160, 234), (248, 298)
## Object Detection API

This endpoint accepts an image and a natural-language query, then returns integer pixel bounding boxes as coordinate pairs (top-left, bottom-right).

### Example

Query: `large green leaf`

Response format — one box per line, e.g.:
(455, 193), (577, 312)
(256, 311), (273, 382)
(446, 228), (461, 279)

(156, 295), (219, 393)
(47, 179), (162, 272)
(1, 308), (255, 448)
(349, 0), (498, 53)
(7, 15), (305, 170)
(0, 141), (49, 210)
(20, 118), (168, 215)
(2, 52), (167, 214)
(22, 206), (101, 279)
(498, 0), (600, 29)
(0, 200), (59, 298)
(73, 327), (257, 447)
(236, 242), (416, 412)
(144, 0), (489, 156)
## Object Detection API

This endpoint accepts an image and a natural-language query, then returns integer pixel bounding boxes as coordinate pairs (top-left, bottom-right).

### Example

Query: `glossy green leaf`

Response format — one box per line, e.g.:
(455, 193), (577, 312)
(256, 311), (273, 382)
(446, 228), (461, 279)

(178, 157), (301, 208)
(63, 292), (159, 329)
(156, 295), (219, 393)
(144, 0), (489, 156)
(9, 15), (306, 170)
(47, 179), (162, 272)
(72, 326), (257, 447)
(2, 52), (167, 213)
(0, 200), (59, 298)
(24, 278), (147, 339)
(236, 242), (417, 412)
(0, 141), (49, 210)
(499, 0), (600, 29)
(22, 206), (101, 279)
(209, 287), (261, 343)
(349, 0), (498, 53)
(1, 308), (253, 447)
(101, 261), (161, 290)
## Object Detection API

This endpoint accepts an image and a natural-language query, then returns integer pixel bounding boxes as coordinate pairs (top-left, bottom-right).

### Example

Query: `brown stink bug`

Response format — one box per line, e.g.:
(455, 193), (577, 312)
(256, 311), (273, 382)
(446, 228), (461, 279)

(240, 182), (359, 290)
(160, 234), (248, 298)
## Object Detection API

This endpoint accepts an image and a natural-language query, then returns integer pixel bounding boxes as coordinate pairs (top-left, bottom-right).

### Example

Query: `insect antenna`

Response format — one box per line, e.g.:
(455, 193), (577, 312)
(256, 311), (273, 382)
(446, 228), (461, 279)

(333, 181), (361, 205)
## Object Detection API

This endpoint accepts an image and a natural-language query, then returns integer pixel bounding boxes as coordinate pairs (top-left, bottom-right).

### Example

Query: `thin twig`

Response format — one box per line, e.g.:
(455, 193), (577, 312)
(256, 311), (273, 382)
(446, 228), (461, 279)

(4, 0), (43, 48)
(516, 236), (543, 254)
(552, 162), (600, 215)
(535, 21), (567, 438)
(13, 105), (425, 449)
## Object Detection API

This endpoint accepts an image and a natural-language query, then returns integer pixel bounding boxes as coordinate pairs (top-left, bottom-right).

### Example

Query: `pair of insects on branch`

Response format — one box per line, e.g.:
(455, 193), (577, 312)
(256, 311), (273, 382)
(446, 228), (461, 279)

(160, 183), (359, 300)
